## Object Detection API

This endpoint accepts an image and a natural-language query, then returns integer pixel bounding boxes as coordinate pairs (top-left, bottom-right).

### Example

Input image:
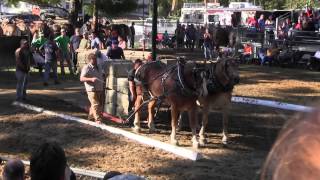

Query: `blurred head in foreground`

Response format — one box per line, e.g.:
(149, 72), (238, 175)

(2, 159), (25, 180)
(261, 109), (320, 180)
(30, 142), (67, 180)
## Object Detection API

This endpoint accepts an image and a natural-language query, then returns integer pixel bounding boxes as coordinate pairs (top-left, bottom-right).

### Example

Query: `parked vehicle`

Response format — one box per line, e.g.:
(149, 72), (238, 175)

(40, 9), (56, 20)
(40, 7), (69, 20)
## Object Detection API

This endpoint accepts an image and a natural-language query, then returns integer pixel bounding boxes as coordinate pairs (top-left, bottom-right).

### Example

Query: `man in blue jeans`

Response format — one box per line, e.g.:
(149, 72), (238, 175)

(15, 39), (32, 101)
(42, 35), (60, 86)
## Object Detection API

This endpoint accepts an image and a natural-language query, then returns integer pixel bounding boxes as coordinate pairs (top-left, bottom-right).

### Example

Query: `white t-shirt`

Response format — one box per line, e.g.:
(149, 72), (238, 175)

(314, 51), (320, 59)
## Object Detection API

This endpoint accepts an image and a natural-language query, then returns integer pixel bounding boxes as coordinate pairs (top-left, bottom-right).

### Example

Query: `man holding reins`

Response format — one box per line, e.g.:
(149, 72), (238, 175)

(128, 59), (144, 115)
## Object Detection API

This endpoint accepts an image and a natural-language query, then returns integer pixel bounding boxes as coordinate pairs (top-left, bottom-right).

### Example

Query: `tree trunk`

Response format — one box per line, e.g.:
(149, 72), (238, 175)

(171, 0), (176, 11)
(92, 0), (98, 33)
(69, 0), (81, 28)
(152, 0), (158, 61)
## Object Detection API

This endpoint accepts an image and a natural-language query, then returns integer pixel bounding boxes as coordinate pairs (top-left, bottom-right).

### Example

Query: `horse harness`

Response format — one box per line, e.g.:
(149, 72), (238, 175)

(206, 61), (235, 93)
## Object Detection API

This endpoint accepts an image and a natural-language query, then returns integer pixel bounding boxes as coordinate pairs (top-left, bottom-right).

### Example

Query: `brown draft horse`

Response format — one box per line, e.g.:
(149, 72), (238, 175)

(134, 59), (208, 148)
(196, 58), (240, 145)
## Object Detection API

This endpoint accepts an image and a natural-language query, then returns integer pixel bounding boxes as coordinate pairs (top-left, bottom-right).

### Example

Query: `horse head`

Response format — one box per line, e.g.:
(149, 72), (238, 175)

(214, 58), (240, 89)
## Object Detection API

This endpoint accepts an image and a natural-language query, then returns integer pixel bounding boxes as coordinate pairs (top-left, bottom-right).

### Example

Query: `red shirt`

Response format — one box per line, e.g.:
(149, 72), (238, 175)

(294, 23), (302, 30)
(244, 45), (252, 55)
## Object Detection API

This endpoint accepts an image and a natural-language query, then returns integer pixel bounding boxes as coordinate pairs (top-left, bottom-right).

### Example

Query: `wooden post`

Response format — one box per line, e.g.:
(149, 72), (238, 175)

(92, 0), (98, 32)
(152, 0), (158, 61)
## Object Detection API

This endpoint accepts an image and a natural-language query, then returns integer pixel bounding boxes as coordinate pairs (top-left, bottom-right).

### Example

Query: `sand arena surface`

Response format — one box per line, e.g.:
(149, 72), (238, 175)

(0, 58), (319, 179)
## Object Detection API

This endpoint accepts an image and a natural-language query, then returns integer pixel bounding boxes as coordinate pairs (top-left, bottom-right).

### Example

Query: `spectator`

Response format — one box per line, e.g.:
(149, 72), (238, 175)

(31, 31), (47, 48)
(294, 19), (303, 30)
(106, 40), (125, 60)
(41, 34), (60, 86)
(203, 29), (213, 60)
(306, 6), (313, 18)
(309, 50), (320, 71)
(0, 25), (3, 36)
(247, 15), (257, 30)
(109, 174), (145, 180)
(90, 32), (103, 50)
(103, 171), (122, 180)
(80, 53), (105, 123)
(30, 142), (75, 180)
(15, 39), (31, 101)
(185, 24), (196, 51)
(258, 14), (265, 31)
(31, 31), (46, 75)
(55, 28), (74, 75)
(198, 26), (205, 49)
(95, 50), (108, 71)
(79, 31), (91, 50)
(70, 28), (82, 71)
(260, 44), (279, 66)
(2, 159), (25, 180)
(118, 36), (127, 50)
(162, 30), (170, 48)
(146, 52), (153, 61)
(130, 22), (135, 48)
(231, 14), (238, 27)
(175, 24), (185, 48)
(261, 108), (320, 180)
(265, 15), (274, 26)
(242, 43), (253, 63)
(278, 20), (289, 39)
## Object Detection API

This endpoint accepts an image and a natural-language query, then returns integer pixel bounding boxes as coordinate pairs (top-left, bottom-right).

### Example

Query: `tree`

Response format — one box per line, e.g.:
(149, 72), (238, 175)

(95, 0), (137, 17)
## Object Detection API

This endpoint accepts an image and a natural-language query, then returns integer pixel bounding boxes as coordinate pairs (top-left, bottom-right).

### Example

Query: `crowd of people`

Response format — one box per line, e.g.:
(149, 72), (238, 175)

(10, 18), (136, 101)
(1, 142), (145, 180)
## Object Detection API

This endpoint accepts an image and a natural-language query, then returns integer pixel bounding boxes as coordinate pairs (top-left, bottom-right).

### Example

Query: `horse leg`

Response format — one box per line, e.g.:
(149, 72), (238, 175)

(133, 95), (143, 133)
(222, 110), (228, 144)
(147, 99), (156, 132)
(189, 107), (199, 149)
(199, 106), (209, 146)
(170, 105), (179, 146)
(177, 113), (183, 132)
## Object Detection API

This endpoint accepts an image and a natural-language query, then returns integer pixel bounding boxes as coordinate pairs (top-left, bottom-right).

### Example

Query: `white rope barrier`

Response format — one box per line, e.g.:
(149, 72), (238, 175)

(12, 101), (202, 161)
(231, 96), (314, 112)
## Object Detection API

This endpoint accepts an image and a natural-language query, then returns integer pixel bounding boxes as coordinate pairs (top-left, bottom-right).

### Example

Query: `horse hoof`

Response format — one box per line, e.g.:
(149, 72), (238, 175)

(222, 138), (228, 145)
(148, 127), (156, 133)
(193, 141), (200, 149)
(171, 139), (179, 146)
(132, 127), (141, 133)
(199, 138), (207, 146)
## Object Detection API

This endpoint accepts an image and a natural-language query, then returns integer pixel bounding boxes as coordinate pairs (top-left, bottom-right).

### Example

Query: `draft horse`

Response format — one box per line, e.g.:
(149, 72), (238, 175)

(134, 59), (208, 148)
(197, 58), (240, 145)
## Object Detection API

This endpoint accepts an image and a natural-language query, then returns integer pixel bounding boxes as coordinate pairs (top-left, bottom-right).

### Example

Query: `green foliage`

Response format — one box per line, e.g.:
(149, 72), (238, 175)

(96, 0), (137, 17)
(159, 0), (171, 17)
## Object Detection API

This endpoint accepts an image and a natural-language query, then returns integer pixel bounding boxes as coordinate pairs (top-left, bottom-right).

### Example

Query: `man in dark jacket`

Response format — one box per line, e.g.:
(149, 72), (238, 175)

(15, 39), (32, 101)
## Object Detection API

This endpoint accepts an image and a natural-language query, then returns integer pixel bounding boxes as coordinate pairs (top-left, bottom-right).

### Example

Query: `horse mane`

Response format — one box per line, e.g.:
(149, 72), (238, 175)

(214, 58), (230, 86)
(135, 61), (166, 86)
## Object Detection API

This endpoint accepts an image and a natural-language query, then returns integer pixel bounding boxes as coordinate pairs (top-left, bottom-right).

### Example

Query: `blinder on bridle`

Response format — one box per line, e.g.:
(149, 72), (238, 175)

(205, 58), (240, 93)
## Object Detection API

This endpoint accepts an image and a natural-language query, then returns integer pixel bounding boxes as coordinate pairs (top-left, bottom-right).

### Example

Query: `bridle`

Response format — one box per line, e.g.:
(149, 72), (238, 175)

(206, 59), (238, 92)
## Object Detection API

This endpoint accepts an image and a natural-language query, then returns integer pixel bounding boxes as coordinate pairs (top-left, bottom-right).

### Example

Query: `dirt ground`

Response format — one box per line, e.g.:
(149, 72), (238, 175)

(0, 51), (320, 179)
